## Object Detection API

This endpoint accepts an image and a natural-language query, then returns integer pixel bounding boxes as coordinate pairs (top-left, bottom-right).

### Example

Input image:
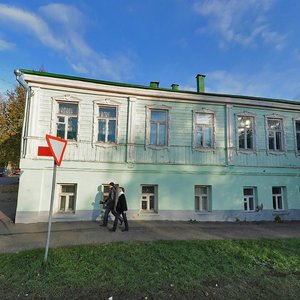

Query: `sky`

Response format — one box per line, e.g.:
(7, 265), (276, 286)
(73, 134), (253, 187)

(1, 0), (300, 101)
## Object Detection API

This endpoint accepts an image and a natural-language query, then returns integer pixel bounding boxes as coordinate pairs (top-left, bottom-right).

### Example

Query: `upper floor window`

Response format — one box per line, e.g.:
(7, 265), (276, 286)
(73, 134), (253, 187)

(193, 111), (214, 150)
(238, 116), (254, 150)
(267, 118), (284, 152)
(56, 102), (78, 141)
(295, 120), (300, 153)
(98, 106), (117, 143)
(150, 109), (168, 146)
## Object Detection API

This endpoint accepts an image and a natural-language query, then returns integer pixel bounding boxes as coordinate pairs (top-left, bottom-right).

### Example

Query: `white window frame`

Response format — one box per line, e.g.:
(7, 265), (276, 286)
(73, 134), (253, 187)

(272, 186), (285, 211)
(243, 187), (256, 212)
(58, 184), (77, 213)
(293, 118), (300, 155)
(236, 112), (256, 153)
(265, 115), (285, 154)
(146, 105), (171, 149)
(51, 95), (81, 143)
(193, 109), (215, 151)
(97, 105), (118, 144)
(195, 185), (211, 212)
(140, 185), (158, 213)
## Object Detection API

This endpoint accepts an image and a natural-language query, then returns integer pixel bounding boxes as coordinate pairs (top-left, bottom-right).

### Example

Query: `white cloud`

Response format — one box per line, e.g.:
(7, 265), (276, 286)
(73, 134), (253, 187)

(0, 3), (134, 80)
(193, 0), (286, 49)
(0, 38), (15, 50)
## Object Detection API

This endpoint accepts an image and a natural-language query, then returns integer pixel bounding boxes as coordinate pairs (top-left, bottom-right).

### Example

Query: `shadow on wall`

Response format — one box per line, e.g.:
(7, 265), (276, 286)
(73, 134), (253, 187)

(91, 185), (102, 221)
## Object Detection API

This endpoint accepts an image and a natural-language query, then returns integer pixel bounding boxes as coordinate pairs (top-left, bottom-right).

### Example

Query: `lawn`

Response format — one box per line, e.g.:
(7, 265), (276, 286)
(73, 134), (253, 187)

(0, 239), (299, 299)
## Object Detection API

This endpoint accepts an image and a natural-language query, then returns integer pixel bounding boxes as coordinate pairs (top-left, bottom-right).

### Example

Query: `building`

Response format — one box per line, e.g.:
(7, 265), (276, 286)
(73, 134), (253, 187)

(14, 69), (300, 223)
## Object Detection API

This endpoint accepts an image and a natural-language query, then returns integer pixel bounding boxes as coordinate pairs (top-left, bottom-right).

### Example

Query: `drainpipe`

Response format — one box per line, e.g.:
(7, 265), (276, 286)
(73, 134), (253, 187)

(195, 74), (206, 93)
(14, 69), (32, 158)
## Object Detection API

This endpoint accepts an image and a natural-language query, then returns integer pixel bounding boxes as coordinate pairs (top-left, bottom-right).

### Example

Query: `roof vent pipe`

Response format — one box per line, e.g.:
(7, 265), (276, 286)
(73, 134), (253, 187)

(196, 74), (206, 93)
(150, 81), (159, 88)
(171, 84), (179, 91)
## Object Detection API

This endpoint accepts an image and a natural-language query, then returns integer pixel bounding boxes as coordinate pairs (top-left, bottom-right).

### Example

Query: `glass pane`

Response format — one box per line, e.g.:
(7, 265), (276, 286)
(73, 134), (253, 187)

(244, 202), (247, 210)
(269, 134), (274, 150)
(275, 132), (282, 150)
(158, 124), (166, 145)
(98, 119), (106, 142)
(103, 185), (110, 193)
(239, 128), (245, 149)
(151, 110), (166, 122)
(249, 197), (254, 210)
(59, 103), (78, 115)
(196, 127), (203, 147)
(202, 196), (208, 211)
(244, 188), (253, 196)
(195, 196), (200, 210)
(278, 196), (282, 209)
(99, 107), (116, 118)
(199, 186), (207, 194)
(150, 123), (157, 145)
(246, 129), (253, 149)
(142, 186), (155, 193)
(142, 201), (147, 210)
(62, 185), (75, 193)
(273, 196), (276, 209)
(204, 127), (212, 147)
(272, 187), (281, 194)
(296, 121), (300, 131)
(150, 196), (154, 210)
(67, 117), (77, 140)
(196, 113), (212, 125)
(57, 116), (65, 123)
(57, 123), (65, 139)
(268, 119), (280, 130)
(108, 120), (116, 142)
(68, 196), (75, 210)
(297, 133), (300, 151)
(60, 196), (66, 211)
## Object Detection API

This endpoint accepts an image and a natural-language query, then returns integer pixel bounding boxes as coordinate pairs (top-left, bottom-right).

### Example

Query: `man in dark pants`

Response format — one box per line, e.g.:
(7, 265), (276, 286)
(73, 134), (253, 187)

(100, 182), (119, 231)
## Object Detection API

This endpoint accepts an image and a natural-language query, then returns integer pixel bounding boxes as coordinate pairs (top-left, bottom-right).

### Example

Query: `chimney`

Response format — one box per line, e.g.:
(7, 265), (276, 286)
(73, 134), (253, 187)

(196, 74), (206, 93)
(150, 81), (159, 88)
(171, 84), (179, 91)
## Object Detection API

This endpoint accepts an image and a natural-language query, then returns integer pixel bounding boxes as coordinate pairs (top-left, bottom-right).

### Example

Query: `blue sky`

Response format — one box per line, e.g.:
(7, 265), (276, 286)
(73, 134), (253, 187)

(1, 0), (300, 100)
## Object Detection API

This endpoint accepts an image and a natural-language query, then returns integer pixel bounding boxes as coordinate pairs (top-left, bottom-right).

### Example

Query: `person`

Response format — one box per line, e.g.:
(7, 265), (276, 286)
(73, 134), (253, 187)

(100, 182), (119, 231)
(116, 186), (129, 232)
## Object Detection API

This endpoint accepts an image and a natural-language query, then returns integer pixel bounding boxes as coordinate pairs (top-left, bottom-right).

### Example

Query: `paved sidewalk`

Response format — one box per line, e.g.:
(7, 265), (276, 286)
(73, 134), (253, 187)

(1, 215), (300, 253)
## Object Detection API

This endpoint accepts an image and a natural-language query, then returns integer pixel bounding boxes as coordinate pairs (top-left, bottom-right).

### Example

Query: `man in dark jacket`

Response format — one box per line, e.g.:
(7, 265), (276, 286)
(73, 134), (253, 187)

(100, 182), (119, 231)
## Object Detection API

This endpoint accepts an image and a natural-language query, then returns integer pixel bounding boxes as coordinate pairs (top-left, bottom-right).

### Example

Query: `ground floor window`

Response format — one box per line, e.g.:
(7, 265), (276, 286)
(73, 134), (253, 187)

(243, 187), (256, 211)
(140, 185), (158, 213)
(272, 186), (285, 210)
(195, 186), (211, 212)
(58, 184), (77, 213)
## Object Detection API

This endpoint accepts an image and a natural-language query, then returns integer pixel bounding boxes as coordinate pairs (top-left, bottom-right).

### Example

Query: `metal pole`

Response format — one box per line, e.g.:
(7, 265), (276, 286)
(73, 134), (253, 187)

(44, 161), (57, 263)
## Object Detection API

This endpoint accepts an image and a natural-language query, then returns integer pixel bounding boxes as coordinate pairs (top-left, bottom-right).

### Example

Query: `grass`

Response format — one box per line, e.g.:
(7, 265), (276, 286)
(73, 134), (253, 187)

(0, 239), (300, 299)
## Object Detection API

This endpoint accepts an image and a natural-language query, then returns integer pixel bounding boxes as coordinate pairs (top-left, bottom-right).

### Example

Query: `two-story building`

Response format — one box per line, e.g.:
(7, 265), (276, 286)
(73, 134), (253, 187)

(14, 69), (300, 223)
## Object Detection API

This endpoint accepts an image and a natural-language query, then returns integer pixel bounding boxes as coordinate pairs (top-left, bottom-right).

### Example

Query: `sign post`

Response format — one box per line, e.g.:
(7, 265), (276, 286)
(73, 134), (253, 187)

(38, 134), (67, 263)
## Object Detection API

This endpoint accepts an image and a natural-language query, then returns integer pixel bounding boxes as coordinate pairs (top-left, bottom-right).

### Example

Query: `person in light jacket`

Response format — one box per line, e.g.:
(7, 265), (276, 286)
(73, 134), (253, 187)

(116, 186), (129, 232)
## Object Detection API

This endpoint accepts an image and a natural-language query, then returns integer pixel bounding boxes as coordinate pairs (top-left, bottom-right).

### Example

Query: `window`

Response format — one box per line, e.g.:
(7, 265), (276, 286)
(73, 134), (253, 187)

(140, 185), (158, 212)
(295, 120), (300, 153)
(238, 116), (254, 150)
(267, 118), (284, 152)
(194, 112), (214, 149)
(56, 102), (78, 141)
(58, 184), (77, 213)
(195, 186), (211, 212)
(243, 187), (256, 211)
(98, 106), (117, 143)
(272, 186), (284, 210)
(150, 109), (168, 146)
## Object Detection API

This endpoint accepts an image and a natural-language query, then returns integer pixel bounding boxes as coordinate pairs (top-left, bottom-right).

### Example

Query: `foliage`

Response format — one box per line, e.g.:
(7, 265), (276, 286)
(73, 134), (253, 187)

(0, 85), (26, 167)
(0, 239), (299, 299)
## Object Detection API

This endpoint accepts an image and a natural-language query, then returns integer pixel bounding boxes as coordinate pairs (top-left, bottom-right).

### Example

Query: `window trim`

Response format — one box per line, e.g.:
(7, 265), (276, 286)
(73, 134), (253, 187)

(265, 115), (286, 155)
(146, 105), (171, 149)
(57, 183), (77, 214)
(293, 118), (300, 156)
(192, 109), (216, 152)
(93, 99), (120, 147)
(236, 112), (257, 153)
(51, 95), (80, 143)
(140, 184), (158, 213)
(195, 185), (212, 212)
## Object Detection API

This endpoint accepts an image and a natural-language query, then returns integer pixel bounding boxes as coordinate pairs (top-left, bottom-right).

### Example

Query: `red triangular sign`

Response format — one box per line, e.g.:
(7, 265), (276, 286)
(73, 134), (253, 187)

(46, 135), (68, 166)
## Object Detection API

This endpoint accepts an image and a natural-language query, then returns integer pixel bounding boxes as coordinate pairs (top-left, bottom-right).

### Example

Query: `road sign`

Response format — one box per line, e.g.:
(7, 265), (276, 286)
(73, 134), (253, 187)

(38, 146), (52, 156)
(45, 134), (67, 167)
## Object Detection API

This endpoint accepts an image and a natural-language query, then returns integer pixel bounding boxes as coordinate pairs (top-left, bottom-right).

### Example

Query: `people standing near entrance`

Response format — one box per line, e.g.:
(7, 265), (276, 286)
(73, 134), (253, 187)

(100, 182), (119, 230)
(116, 186), (129, 232)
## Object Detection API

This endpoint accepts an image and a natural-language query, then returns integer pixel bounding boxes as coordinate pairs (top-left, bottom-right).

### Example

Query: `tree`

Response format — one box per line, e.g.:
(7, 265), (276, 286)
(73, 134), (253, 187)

(0, 85), (26, 168)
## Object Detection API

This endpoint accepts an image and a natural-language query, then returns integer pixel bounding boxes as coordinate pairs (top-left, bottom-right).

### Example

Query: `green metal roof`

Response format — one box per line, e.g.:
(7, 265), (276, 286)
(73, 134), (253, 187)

(18, 69), (300, 106)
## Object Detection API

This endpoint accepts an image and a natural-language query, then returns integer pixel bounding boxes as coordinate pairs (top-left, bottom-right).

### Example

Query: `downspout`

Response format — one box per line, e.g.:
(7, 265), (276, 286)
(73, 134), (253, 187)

(14, 69), (32, 159)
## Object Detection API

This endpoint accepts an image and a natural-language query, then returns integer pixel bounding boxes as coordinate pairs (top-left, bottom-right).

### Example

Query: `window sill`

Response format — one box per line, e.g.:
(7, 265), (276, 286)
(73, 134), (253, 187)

(94, 142), (118, 148)
(195, 211), (211, 214)
(193, 148), (215, 152)
(272, 210), (289, 215)
(268, 151), (286, 155)
(147, 145), (169, 150)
